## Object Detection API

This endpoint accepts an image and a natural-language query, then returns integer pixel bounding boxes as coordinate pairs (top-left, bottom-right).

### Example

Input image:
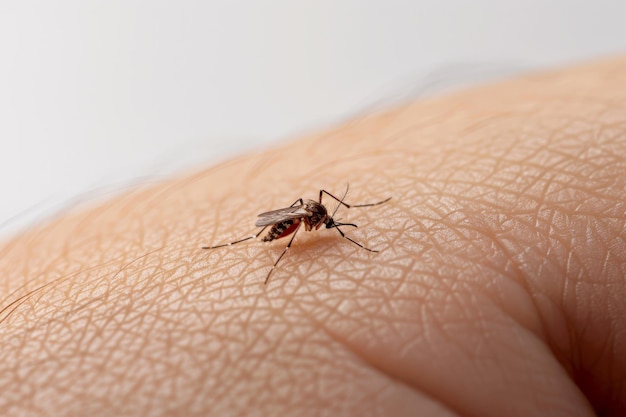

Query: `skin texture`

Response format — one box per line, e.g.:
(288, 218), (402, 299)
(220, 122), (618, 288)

(1, 57), (625, 417)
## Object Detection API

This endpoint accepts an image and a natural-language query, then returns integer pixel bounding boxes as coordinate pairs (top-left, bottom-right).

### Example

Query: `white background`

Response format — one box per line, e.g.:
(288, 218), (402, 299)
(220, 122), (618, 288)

(2, 1), (625, 238)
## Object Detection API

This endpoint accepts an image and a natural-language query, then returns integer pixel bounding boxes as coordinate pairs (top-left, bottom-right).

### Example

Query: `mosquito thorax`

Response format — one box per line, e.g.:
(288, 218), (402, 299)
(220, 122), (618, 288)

(303, 200), (327, 227)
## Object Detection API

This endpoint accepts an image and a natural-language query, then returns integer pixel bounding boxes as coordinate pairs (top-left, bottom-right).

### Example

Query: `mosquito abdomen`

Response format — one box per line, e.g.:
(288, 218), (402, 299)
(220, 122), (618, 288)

(263, 220), (300, 242)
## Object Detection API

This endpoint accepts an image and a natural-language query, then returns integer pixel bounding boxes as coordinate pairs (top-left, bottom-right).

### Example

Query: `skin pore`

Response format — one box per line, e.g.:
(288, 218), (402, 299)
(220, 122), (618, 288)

(0, 57), (625, 417)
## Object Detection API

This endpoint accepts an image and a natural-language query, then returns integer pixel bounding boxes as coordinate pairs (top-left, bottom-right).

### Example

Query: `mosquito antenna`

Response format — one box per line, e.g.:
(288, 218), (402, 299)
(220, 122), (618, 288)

(330, 183), (350, 220)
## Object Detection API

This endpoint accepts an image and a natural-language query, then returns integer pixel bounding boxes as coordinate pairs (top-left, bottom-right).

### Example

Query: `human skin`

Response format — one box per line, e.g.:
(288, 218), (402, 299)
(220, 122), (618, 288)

(1, 57), (625, 417)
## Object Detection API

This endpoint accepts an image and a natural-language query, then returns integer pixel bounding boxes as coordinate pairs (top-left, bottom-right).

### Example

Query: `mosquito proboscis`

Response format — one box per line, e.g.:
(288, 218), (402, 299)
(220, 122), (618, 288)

(202, 185), (391, 284)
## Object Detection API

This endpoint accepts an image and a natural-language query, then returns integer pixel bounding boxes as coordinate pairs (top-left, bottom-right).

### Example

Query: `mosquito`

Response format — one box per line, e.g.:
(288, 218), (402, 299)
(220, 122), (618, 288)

(202, 185), (391, 284)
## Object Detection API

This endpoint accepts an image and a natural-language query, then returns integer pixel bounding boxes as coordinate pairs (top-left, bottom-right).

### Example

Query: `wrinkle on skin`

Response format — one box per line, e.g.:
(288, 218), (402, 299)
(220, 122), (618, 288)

(0, 57), (625, 416)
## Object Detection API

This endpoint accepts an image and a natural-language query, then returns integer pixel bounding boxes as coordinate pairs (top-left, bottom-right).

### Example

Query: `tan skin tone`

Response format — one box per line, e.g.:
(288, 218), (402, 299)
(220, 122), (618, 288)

(1, 57), (625, 417)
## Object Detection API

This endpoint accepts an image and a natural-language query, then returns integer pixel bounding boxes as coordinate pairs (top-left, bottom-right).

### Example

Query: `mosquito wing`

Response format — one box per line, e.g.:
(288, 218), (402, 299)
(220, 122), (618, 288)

(255, 205), (310, 227)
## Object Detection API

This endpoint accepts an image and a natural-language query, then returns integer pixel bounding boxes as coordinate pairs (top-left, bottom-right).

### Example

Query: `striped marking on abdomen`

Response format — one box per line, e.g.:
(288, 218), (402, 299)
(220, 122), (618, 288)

(263, 219), (300, 242)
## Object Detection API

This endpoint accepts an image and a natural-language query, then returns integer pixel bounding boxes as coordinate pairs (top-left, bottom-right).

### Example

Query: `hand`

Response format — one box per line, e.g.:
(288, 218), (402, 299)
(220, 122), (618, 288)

(1, 57), (625, 417)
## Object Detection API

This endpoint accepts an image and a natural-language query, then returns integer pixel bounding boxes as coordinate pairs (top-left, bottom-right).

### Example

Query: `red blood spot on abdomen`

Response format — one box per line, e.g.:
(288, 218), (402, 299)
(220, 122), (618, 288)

(276, 221), (300, 239)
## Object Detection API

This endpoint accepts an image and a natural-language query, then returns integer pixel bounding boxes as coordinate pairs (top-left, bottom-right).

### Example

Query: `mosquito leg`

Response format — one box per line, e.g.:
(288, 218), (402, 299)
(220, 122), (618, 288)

(319, 188), (349, 207)
(265, 223), (301, 284)
(202, 226), (269, 249)
(289, 198), (305, 207)
(350, 196), (392, 208)
(328, 221), (357, 228)
(320, 189), (391, 209)
(332, 225), (379, 252)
